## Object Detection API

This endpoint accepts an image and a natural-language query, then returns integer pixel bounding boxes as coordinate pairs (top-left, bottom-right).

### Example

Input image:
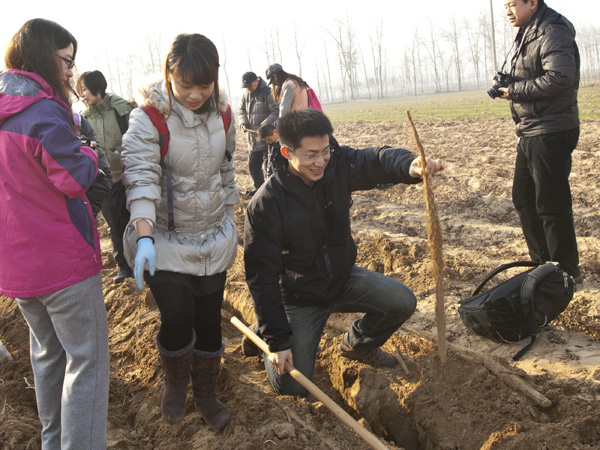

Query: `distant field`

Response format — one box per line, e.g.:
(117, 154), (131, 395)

(322, 85), (600, 122)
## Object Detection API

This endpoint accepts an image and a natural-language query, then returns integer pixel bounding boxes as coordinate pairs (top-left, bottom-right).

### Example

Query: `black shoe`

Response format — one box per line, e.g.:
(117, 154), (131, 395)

(241, 322), (260, 357)
(114, 267), (133, 284)
(573, 274), (584, 291)
(338, 334), (397, 368)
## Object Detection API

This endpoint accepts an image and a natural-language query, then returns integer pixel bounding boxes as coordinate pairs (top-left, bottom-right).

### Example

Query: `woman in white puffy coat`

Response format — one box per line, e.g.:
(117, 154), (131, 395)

(121, 33), (239, 432)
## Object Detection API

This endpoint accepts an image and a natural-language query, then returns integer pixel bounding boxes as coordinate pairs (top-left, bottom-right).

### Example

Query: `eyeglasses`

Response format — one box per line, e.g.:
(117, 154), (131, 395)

(57, 55), (75, 69)
(296, 145), (334, 161)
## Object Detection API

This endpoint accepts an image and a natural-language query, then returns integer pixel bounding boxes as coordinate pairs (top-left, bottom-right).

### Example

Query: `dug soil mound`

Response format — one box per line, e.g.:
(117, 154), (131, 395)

(2, 116), (599, 449)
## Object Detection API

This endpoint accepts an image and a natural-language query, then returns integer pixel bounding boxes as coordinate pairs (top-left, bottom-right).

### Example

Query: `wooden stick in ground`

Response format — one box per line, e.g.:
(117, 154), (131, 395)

(230, 317), (390, 450)
(404, 326), (552, 408)
(406, 111), (447, 365)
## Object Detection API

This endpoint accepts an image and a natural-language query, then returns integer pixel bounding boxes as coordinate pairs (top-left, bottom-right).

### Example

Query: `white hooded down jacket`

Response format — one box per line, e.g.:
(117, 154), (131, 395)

(121, 80), (239, 276)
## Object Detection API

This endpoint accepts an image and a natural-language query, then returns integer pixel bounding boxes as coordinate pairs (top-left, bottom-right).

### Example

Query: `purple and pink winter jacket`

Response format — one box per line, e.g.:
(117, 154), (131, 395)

(0, 69), (101, 298)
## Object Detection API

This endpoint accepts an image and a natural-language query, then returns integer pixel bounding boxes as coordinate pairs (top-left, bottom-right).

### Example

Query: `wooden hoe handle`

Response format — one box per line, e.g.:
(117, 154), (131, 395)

(230, 317), (390, 450)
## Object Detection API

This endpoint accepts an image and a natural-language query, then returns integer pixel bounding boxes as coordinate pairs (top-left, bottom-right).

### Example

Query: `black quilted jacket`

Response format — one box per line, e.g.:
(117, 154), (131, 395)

(508, 4), (580, 137)
(243, 137), (420, 351)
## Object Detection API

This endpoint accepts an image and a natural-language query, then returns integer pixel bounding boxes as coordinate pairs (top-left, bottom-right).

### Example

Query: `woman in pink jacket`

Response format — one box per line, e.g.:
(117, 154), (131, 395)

(265, 63), (310, 117)
(265, 64), (322, 118)
(0, 19), (109, 450)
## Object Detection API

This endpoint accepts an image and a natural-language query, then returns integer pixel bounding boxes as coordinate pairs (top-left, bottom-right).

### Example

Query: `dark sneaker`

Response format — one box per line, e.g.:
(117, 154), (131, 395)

(338, 334), (397, 368)
(573, 274), (584, 291)
(241, 322), (260, 357)
(114, 267), (133, 284)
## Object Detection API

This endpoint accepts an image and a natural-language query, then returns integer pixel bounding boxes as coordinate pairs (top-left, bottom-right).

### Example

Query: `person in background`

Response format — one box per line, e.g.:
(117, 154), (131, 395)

(0, 18), (109, 449)
(265, 64), (309, 117)
(498, 0), (582, 284)
(238, 71), (278, 195)
(74, 112), (113, 220)
(121, 33), (239, 432)
(258, 122), (284, 176)
(77, 70), (134, 284)
(243, 109), (444, 397)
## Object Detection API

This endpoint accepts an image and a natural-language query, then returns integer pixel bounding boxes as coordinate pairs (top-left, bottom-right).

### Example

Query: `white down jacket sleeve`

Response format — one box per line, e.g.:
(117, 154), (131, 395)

(121, 108), (163, 225)
(222, 111), (239, 207)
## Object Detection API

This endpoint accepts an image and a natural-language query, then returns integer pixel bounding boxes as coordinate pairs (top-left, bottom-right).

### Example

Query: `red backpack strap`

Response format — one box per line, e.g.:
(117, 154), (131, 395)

(221, 105), (232, 137)
(140, 105), (175, 230)
(140, 105), (170, 160)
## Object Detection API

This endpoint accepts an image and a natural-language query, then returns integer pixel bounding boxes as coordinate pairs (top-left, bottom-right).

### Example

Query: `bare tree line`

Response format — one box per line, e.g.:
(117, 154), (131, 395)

(255, 13), (600, 104)
(92, 12), (600, 105)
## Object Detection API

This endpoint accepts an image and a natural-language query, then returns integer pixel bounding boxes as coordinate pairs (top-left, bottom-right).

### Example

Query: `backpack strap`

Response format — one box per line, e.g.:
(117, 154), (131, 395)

(140, 105), (175, 231)
(221, 105), (233, 162)
(140, 106), (170, 159)
(114, 109), (129, 136)
(471, 261), (540, 296)
(520, 263), (559, 313)
(221, 105), (232, 135)
(512, 262), (559, 361)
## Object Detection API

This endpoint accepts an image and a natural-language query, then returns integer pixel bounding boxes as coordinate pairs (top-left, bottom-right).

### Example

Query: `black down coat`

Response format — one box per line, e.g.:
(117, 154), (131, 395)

(243, 137), (420, 351)
(507, 4), (580, 137)
(238, 78), (278, 152)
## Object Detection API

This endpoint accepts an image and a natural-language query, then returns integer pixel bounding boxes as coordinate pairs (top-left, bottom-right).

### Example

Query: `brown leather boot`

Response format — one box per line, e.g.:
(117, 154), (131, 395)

(192, 351), (230, 431)
(157, 338), (194, 424)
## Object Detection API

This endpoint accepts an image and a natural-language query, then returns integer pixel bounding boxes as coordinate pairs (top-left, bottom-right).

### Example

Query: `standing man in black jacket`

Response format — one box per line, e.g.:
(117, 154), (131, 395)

(243, 109), (444, 397)
(239, 71), (278, 195)
(498, 0), (582, 283)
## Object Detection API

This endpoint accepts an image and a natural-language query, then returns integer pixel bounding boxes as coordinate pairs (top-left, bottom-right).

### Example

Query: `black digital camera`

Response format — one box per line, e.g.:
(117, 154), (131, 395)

(487, 71), (513, 99)
(80, 135), (92, 147)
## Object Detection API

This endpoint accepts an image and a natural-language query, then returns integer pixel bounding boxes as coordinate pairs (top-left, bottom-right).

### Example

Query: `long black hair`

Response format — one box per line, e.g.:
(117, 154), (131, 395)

(5, 18), (78, 105)
(270, 69), (307, 103)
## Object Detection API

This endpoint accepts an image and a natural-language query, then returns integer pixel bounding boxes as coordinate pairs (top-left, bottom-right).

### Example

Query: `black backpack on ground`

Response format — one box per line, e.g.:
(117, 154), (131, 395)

(458, 261), (574, 360)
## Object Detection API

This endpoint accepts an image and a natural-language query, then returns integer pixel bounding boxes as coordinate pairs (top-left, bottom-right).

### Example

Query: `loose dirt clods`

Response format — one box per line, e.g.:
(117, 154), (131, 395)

(2, 116), (600, 449)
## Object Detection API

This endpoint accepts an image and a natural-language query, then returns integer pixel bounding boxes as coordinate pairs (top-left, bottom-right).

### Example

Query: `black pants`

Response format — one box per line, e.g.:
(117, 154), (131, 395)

(101, 181), (131, 271)
(248, 149), (268, 190)
(512, 127), (580, 277)
(148, 278), (225, 353)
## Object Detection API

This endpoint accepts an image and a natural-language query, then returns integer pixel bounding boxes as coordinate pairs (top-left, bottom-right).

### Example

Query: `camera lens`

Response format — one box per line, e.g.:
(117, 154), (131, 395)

(487, 84), (501, 99)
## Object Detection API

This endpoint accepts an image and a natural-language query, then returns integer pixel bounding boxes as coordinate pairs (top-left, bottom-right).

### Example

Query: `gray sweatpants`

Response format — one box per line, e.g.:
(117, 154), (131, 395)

(16, 272), (109, 450)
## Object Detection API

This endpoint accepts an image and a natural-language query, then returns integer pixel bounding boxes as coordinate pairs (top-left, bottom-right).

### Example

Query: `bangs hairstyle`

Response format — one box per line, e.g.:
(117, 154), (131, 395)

(164, 33), (220, 116)
(76, 70), (107, 98)
(4, 18), (77, 106)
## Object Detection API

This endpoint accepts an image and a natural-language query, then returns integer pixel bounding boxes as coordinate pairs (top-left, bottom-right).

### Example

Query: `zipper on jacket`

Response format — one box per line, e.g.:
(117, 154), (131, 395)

(78, 197), (94, 247)
(323, 245), (333, 276)
(314, 191), (333, 280)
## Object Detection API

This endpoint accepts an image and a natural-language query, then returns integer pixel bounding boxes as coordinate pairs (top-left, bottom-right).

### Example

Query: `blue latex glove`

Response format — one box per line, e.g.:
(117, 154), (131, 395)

(134, 237), (156, 290)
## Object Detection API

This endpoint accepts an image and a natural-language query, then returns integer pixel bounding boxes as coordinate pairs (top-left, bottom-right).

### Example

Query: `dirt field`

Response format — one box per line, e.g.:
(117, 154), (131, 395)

(1, 108), (599, 449)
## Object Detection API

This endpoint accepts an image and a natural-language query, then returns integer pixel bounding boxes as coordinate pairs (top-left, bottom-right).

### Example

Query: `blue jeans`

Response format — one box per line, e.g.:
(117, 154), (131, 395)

(262, 266), (417, 396)
(16, 273), (109, 450)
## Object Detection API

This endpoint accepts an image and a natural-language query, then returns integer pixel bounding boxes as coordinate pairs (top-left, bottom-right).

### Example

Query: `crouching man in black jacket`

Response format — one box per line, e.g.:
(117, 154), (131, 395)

(243, 109), (444, 396)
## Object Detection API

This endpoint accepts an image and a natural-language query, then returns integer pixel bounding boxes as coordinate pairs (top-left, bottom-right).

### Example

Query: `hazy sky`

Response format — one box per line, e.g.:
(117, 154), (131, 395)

(2, 0), (597, 103)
